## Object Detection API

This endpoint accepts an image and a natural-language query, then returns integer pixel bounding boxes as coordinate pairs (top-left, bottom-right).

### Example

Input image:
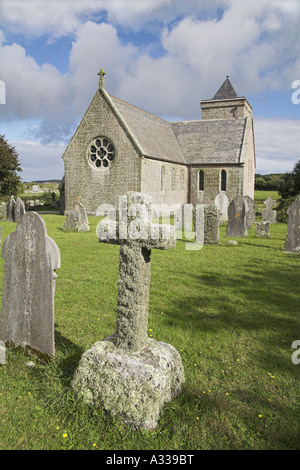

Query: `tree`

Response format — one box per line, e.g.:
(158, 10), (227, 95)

(0, 135), (22, 195)
(278, 159), (300, 200)
(277, 159), (300, 222)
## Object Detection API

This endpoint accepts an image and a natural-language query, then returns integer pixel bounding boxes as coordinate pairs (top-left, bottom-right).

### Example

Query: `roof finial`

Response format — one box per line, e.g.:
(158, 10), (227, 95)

(98, 68), (106, 89)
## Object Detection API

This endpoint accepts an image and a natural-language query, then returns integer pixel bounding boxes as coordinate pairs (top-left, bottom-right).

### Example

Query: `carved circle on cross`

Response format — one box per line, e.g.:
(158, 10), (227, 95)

(88, 136), (116, 170)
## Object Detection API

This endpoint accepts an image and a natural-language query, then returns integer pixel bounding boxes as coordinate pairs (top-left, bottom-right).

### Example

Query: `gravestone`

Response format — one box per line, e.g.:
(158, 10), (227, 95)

(226, 195), (248, 237)
(73, 199), (90, 232)
(6, 196), (15, 222)
(0, 340), (5, 365)
(256, 221), (270, 238)
(0, 203), (6, 221)
(214, 192), (228, 223)
(0, 212), (61, 357)
(204, 205), (220, 244)
(14, 197), (26, 223)
(262, 197), (277, 224)
(72, 192), (185, 430)
(63, 199), (90, 232)
(244, 195), (256, 229)
(284, 195), (300, 253)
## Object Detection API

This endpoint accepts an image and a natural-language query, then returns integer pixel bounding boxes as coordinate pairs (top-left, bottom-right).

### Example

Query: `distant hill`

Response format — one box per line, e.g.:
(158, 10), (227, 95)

(24, 179), (62, 184)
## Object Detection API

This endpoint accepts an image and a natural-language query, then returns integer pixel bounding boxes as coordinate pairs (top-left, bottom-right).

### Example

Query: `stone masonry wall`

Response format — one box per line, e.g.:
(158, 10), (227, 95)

(141, 158), (188, 211)
(63, 89), (142, 214)
(189, 166), (244, 207)
(201, 98), (252, 120)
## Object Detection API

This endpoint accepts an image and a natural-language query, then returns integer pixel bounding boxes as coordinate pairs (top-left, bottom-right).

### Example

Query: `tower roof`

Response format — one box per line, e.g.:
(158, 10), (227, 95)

(212, 76), (238, 100)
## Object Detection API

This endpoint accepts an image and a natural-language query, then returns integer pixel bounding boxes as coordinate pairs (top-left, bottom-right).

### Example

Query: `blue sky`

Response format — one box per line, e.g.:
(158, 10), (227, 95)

(0, 0), (300, 182)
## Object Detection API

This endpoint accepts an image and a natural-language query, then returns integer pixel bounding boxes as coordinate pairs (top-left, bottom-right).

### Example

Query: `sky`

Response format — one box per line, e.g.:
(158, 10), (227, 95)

(0, 0), (300, 182)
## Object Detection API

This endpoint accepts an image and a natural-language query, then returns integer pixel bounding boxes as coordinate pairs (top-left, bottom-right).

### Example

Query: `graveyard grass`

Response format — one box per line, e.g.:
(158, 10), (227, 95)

(0, 194), (300, 450)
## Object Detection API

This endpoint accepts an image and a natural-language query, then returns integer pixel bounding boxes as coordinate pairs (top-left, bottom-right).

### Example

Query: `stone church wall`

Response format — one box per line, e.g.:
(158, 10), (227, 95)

(189, 166), (244, 207)
(141, 158), (188, 213)
(63, 90), (142, 214)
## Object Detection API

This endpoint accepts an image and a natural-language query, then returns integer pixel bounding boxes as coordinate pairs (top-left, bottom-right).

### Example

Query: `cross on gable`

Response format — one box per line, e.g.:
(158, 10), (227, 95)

(96, 192), (176, 352)
(97, 68), (106, 88)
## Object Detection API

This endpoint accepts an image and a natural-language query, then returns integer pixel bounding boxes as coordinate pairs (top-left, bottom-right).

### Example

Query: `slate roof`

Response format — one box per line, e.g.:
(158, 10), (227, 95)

(170, 119), (247, 165)
(108, 78), (247, 167)
(110, 95), (186, 164)
(212, 77), (238, 100)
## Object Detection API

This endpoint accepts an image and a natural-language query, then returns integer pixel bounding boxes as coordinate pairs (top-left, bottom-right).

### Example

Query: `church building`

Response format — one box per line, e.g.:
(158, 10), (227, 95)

(60, 71), (255, 215)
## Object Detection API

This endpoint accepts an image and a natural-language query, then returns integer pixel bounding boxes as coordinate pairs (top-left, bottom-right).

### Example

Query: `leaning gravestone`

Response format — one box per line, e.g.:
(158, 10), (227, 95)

(0, 212), (61, 357)
(73, 199), (90, 232)
(72, 192), (185, 430)
(244, 195), (256, 229)
(262, 197), (277, 224)
(6, 196), (15, 222)
(284, 195), (300, 253)
(214, 192), (228, 223)
(14, 197), (26, 223)
(226, 195), (248, 237)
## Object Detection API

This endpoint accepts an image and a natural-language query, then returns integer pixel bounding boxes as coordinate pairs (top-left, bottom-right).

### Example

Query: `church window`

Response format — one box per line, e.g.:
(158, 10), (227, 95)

(172, 168), (176, 190)
(161, 166), (165, 191)
(88, 137), (115, 170)
(221, 170), (227, 191)
(199, 170), (204, 191)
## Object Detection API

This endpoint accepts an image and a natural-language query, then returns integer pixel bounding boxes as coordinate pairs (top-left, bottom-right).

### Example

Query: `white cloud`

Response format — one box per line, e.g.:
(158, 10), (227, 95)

(254, 118), (300, 174)
(10, 140), (65, 181)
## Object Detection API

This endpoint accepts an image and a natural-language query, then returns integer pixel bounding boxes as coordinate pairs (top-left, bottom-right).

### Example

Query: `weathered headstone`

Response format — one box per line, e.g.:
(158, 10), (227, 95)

(6, 196), (15, 222)
(62, 209), (79, 231)
(0, 340), (6, 365)
(284, 195), (300, 253)
(256, 221), (270, 238)
(204, 204), (220, 244)
(214, 192), (228, 223)
(0, 212), (61, 357)
(226, 195), (248, 237)
(0, 203), (6, 221)
(63, 199), (90, 232)
(244, 195), (256, 229)
(73, 199), (90, 232)
(72, 192), (185, 430)
(262, 196), (277, 224)
(14, 197), (26, 223)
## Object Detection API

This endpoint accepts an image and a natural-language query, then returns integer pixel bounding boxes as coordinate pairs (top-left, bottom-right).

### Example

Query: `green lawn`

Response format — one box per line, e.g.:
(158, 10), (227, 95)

(0, 206), (299, 450)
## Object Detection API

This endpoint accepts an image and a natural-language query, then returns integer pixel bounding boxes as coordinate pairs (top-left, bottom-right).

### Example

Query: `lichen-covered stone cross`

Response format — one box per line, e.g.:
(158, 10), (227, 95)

(96, 192), (176, 352)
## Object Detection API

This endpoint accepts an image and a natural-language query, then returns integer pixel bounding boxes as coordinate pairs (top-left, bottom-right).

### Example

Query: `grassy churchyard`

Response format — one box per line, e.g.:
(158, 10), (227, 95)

(0, 191), (299, 450)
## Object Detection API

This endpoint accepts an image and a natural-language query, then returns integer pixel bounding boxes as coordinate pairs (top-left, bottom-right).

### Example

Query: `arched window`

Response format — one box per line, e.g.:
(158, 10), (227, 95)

(172, 168), (176, 190)
(221, 170), (227, 191)
(161, 166), (165, 191)
(199, 170), (204, 191)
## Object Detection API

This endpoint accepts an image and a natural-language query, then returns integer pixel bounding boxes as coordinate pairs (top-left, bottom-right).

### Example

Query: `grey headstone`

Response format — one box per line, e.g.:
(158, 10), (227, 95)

(214, 192), (228, 223)
(204, 204), (220, 244)
(262, 196), (277, 224)
(284, 195), (300, 253)
(0, 340), (6, 365)
(73, 199), (90, 232)
(0, 212), (61, 357)
(6, 196), (15, 222)
(72, 192), (185, 430)
(226, 195), (248, 237)
(14, 197), (26, 223)
(256, 221), (270, 238)
(62, 209), (79, 231)
(244, 195), (256, 229)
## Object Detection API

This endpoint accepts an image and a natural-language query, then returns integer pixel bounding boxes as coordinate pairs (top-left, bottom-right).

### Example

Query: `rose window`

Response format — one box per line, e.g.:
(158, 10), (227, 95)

(88, 137), (115, 169)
